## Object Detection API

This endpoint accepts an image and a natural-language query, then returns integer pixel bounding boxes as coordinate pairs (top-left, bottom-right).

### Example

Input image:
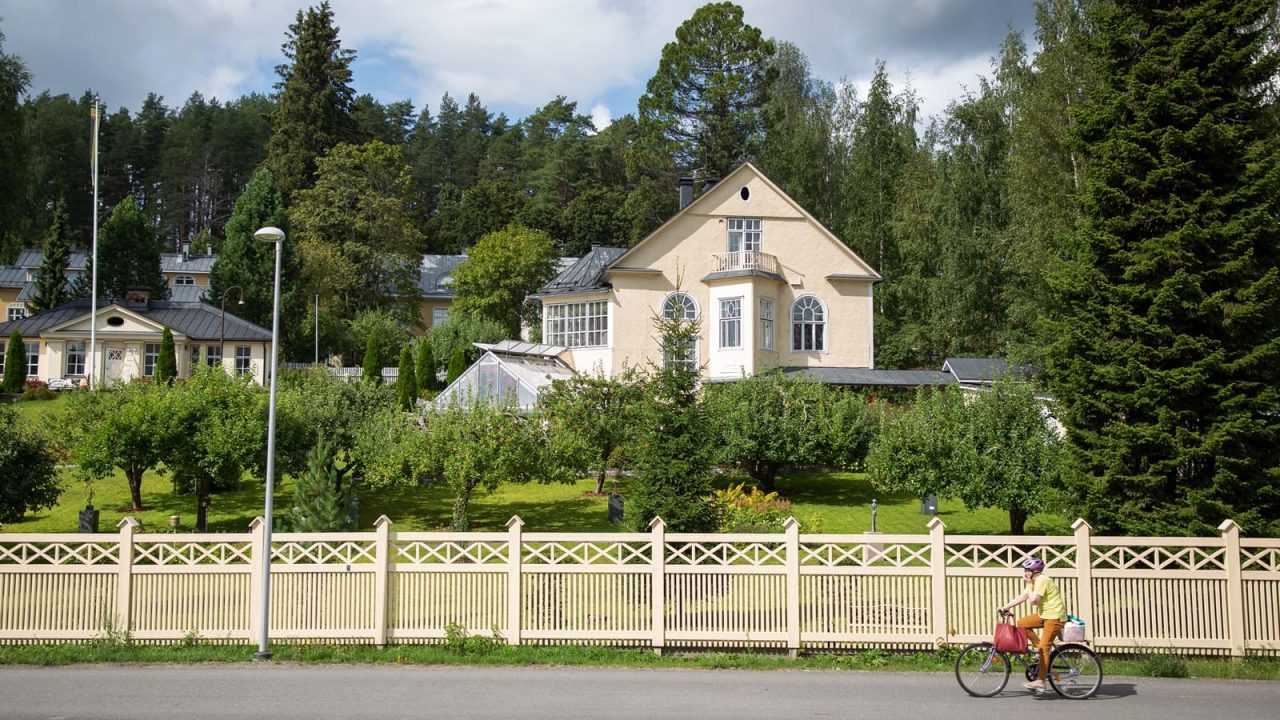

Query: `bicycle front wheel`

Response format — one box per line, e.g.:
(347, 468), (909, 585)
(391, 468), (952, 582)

(1047, 643), (1102, 699)
(954, 642), (1011, 697)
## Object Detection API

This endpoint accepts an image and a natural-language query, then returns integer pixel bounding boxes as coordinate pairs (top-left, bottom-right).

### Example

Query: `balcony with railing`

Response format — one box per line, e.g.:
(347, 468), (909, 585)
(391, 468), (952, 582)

(710, 250), (782, 277)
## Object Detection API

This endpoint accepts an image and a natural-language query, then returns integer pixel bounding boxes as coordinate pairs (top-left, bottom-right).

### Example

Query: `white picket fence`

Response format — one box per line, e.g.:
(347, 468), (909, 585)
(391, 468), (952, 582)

(1, 516), (1277, 655)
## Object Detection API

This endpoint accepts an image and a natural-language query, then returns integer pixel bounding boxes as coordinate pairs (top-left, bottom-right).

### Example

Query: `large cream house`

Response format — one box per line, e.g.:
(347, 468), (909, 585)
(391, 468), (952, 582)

(437, 163), (882, 407)
(542, 162), (879, 379)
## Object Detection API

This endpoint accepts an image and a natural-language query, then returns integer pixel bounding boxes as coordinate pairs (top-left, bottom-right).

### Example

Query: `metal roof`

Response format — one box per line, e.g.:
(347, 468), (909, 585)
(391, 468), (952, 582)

(160, 253), (216, 273)
(417, 254), (468, 297)
(473, 340), (568, 357)
(942, 357), (1032, 384)
(0, 297), (270, 342)
(781, 367), (955, 387)
(0, 266), (25, 288)
(535, 246), (627, 297)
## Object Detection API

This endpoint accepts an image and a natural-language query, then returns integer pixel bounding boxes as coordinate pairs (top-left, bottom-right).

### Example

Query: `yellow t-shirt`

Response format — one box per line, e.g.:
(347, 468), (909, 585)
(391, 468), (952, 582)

(1031, 573), (1066, 621)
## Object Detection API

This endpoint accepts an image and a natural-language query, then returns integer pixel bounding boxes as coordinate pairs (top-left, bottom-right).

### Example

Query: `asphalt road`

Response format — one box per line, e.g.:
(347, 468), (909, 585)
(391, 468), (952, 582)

(1, 665), (1276, 720)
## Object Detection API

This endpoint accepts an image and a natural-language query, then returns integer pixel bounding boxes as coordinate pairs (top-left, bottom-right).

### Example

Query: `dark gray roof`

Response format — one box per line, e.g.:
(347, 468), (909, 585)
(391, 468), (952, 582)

(942, 357), (1032, 384)
(782, 366), (955, 387)
(0, 266), (25, 288)
(535, 246), (627, 297)
(168, 284), (208, 303)
(0, 298), (270, 342)
(160, 253), (216, 273)
(15, 249), (89, 270)
(417, 254), (468, 297)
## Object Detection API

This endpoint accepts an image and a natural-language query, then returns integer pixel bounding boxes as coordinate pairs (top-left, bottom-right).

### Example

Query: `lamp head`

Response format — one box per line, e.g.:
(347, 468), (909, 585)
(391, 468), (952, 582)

(254, 226), (285, 243)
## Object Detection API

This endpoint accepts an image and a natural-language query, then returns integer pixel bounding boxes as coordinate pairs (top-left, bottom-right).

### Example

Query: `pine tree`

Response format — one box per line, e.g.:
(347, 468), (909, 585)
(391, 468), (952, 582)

(362, 332), (381, 384)
(415, 339), (438, 392)
(446, 346), (466, 386)
(396, 345), (417, 409)
(1045, 0), (1280, 536)
(287, 435), (352, 532)
(155, 326), (177, 385)
(3, 328), (25, 393)
(29, 197), (72, 313)
(264, 1), (357, 200)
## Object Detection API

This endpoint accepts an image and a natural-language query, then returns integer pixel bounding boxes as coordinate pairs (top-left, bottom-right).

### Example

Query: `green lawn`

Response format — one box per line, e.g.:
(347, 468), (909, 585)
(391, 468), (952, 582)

(3, 394), (1067, 535)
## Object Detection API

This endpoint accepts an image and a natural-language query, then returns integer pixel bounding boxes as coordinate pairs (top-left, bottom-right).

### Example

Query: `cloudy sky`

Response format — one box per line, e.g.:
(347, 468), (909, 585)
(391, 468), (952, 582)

(1, 0), (1038, 129)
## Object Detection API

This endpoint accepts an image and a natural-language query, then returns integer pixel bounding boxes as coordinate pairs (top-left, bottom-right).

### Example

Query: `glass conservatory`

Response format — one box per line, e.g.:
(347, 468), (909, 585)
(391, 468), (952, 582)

(433, 342), (574, 410)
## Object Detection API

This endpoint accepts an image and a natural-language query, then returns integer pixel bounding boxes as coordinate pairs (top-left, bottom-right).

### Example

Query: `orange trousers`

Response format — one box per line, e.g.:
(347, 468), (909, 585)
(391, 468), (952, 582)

(1018, 614), (1064, 681)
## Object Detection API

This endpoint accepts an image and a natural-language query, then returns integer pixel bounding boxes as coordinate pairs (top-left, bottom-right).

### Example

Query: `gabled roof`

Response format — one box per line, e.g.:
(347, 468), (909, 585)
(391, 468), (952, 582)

(474, 339), (568, 358)
(0, 298), (270, 342)
(417, 254), (468, 297)
(14, 249), (89, 271)
(942, 357), (1032, 384)
(160, 254), (216, 273)
(534, 246), (627, 298)
(0, 266), (25, 289)
(606, 162), (881, 281)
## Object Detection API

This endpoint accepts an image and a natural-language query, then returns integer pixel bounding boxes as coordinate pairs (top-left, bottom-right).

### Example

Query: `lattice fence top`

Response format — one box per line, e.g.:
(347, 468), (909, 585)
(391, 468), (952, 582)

(394, 540), (507, 565)
(1092, 544), (1226, 572)
(0, 540), (119, 566)
(524, 541), (649, 566)
(272, 540), (376, 565)
(134, 541), (251, 566)
(1242, 546), (1280, 572)
(666, 541), (785, 566)
(945, 542), (1075, 569)
(800, 541), (930, 568)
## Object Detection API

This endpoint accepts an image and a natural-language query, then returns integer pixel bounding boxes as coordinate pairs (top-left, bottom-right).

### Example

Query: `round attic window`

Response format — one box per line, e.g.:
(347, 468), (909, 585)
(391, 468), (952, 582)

(106, 316), (125, 327)
(740, 186), (750, 201)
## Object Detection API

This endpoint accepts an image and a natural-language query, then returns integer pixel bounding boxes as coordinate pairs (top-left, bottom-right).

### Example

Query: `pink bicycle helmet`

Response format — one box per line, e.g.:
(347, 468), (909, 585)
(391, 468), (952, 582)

(1021, 557), (1046, 572)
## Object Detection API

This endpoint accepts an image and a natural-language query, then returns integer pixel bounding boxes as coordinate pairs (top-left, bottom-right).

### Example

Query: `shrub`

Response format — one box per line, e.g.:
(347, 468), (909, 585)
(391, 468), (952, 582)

(19, 384), (56, 402)
(711, 482), (793, 532)
(1142, 653), (1189, 678)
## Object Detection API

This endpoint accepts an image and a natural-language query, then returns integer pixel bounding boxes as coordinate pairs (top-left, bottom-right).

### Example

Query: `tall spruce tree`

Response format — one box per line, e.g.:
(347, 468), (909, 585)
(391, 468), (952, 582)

(97, 196), (167, 300)
(1045, 0), (1280, 536)
(264, 1), (357, 200)
(29, 197), (72, 312)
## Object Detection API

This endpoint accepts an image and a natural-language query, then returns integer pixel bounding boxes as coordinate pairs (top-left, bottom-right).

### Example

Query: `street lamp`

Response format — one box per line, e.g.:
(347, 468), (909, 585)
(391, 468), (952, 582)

(253, 225), (284, 661)
(219, 286), (244, 368)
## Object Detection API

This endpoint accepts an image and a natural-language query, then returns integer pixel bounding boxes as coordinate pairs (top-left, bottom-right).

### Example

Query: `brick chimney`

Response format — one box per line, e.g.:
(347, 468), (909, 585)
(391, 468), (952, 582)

(124, 287), (151, 309)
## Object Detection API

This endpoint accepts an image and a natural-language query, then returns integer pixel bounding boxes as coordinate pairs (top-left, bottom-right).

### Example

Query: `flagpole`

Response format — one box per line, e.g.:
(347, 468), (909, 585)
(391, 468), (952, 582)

(89, 102), (100, 390)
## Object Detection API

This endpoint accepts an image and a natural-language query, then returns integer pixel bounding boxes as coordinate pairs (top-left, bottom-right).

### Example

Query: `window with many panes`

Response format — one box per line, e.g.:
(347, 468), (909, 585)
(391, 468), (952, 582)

(727, 218), (761, 253)
(661, 292), (699, 371)
(206, 345), (222, 367)
(235, 346), (252, 375)
(143, 343), (160, 376)
(719, 297), (742, 348)
(25, 341), (39, 377)
(65, 340), (86, 376)
(432, 307), (448, 326)
(791, 296), (826, 352)
(189, 345), (200, 370)
(173, 275), (195, 286)
(7, 303), (26, 322)
(759, 298), (775, 350)
(545, 301), (608, 347)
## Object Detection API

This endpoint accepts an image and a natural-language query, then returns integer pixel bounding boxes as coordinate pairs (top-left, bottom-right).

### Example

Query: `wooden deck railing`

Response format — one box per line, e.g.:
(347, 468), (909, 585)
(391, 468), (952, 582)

(1, 517), (1276, 656)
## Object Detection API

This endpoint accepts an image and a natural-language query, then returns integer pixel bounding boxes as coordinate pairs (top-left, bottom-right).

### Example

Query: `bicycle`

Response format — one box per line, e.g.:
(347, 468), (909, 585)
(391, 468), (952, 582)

(954, 613), (1103, 699)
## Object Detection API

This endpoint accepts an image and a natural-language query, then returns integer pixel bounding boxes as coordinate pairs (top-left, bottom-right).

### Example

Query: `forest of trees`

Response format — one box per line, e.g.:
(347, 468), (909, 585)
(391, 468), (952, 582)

(1, 2), (1277, 534)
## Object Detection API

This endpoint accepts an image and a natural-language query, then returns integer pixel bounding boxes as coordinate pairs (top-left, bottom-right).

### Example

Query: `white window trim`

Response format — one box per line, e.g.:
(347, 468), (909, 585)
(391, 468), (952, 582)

(173, 275), (196, 286)
(65, 340), (86, 376)
(544, 300), (609, 348)
(234, 346), (252, 375)
(727, 217), (762, 253)
(719, 296), (743, 349)
(790, 295), (828, 353)
(6, 303), (26, 322)
(143, 342), (160, 377)
(759, 297), (775, 351)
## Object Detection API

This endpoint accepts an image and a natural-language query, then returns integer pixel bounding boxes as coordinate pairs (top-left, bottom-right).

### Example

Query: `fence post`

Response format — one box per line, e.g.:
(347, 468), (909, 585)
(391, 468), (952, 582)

(784, 516), (801, 658)
(248, 516), (266, 644)
(373, 515), (393, 647)
(1219, 519), (1245, 657)
(507, 515), (524, 646)
(650, 516), (666, 655)
(1071, 519), (1095, 631)
(927, 517), (947, 647)
(115, 518), (139, 637)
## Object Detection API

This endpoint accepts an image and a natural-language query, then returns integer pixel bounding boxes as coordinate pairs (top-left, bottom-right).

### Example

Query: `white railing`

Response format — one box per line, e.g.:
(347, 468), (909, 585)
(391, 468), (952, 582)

(1, 517), (1277, 655)
(711, 251), (781, 276)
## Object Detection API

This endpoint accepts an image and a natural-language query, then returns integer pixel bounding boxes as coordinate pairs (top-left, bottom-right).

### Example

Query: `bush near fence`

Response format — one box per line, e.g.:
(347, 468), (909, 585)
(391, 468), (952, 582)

(1, 516), (1276, 656)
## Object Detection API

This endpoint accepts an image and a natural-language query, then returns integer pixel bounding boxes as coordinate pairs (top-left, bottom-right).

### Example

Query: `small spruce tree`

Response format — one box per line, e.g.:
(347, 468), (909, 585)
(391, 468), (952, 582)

(362, 332), (382, 384)
(287, 435), (352, 532)
(396, 346), (417, 409)
(446, 346), (467, 386)
(415, 339), (437, 392)
(3, 328), (25, 394)
(155, 326), (177, 385)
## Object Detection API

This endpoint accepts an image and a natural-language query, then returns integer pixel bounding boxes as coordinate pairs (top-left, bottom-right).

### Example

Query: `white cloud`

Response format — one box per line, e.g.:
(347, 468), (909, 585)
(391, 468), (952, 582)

(589, 103), (612, 131)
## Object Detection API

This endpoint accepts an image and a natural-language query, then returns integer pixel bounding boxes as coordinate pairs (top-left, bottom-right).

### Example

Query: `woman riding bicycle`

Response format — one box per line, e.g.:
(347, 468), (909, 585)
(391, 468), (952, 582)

(997, 557), (1066, 692)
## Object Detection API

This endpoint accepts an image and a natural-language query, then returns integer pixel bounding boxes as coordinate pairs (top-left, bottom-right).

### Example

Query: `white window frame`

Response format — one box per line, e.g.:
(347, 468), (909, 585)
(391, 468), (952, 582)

(65, 340), (86, 376)
(143, 343), (160, 377)
(661, 292), (699, 372)
(25, 341), (39, 378)
(544, 300), (608, 348)
(235, 346), (252, 376)
(719, 297), (742, 349)
(173, 275), (195, 286)
(759, 297), (775, 350)
(432, 307), (448, 326)
(791, 295), (827, 352)
(206, 345), (223, 367)
(727, 218), (762, 253)
(6, 303), (26, 322)
(189, 344), (200, 369)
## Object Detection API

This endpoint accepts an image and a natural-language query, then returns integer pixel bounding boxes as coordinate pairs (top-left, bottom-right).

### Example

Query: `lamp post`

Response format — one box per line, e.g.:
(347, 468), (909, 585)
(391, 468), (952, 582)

(253, 226), (284, 661)
(218, 286), (244, 369)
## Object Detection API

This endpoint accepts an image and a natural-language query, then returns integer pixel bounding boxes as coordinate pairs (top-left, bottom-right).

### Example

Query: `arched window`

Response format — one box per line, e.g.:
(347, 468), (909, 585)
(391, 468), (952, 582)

(662, 292), (698, 321)
(173, 275), (195, 286)
(791, 296), (826, 352)
(437, 275), (454, 291)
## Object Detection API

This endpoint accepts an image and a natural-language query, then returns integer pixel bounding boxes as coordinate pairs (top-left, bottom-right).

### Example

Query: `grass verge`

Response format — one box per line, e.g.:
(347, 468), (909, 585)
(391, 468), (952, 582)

(0, 643), (1276, 680)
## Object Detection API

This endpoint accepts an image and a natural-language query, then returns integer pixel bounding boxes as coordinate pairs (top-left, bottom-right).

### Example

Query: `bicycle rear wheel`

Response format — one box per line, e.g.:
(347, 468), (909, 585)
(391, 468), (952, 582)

(1047, 643), (1102, 699)
(954, 642), (1011, 697)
